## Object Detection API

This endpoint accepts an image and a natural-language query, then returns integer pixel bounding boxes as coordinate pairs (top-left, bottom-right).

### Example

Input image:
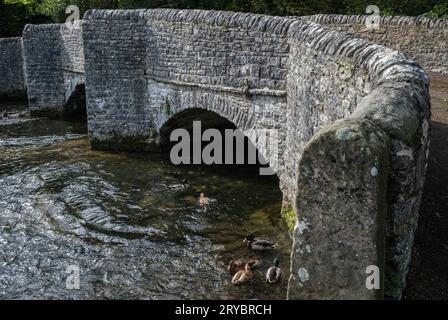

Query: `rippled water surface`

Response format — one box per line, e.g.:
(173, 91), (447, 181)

(0, 102), (291, 299)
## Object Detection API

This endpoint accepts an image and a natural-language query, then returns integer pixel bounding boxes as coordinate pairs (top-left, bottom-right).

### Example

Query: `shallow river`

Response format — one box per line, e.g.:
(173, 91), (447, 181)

(0, 101), (291, 300)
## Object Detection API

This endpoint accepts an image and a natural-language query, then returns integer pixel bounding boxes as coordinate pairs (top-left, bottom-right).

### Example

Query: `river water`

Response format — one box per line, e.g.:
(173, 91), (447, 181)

(0, 101), (291, 300)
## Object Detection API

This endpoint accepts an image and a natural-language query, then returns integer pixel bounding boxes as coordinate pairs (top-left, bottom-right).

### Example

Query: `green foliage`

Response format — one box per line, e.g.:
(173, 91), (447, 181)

(1, 0), (448, 37)
(0, 0), (52, 37)
(424, 3), (448, 18)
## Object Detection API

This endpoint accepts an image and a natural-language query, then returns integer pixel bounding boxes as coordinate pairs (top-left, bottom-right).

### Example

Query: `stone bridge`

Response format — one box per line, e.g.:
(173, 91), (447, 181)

(1, 9), (447, 299)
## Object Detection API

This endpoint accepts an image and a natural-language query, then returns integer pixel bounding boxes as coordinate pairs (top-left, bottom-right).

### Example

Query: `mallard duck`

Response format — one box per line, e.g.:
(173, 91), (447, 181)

(227, 258), (260, 273)
(243, 234), (277, 251)
(231, 263), (253, 285)
(199, 193), (209, 206)
(266, 258), (282, 284)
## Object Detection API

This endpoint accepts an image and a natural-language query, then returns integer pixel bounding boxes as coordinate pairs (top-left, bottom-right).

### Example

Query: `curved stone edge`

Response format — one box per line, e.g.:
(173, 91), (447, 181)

(288, 119), (389, 300)
(303, 14), (448, 74)
(288, 20), (430, 299)
(307, 14), (448, 28)
(289, 19), (430, 93)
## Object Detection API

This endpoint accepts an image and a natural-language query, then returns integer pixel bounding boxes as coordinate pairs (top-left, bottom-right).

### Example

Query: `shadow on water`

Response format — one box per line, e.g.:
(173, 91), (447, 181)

(0, 101), (290, 300)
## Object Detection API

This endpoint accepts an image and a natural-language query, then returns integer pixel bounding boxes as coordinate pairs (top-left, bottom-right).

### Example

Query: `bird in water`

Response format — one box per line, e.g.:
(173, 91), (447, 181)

(227, 258), (259, 273)
(167, 178), (189, 192)
(243, 234), (277, 251)
(198, 193), (209, 207)
(266, 258), (282, 284)
(231, 263), (253, 285)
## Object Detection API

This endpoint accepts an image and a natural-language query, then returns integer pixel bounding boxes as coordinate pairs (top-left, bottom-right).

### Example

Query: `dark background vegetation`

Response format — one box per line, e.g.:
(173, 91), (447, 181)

(1, 0), (448, 37)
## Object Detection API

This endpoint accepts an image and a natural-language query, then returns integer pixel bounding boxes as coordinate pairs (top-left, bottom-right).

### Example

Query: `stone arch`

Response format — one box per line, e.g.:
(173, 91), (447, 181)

(64, 83), (86, 119)
(149, 82), (287, 191)
(158, 107), (276, 171)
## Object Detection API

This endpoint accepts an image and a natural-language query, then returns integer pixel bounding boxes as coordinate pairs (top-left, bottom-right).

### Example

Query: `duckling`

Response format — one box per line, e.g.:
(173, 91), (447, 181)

(227, 258), (260, 273)
(266, 258), (282, 284)
(198, 193), (209, 206)
(231, 263), (253, 285)
(243, 234), (277, 251)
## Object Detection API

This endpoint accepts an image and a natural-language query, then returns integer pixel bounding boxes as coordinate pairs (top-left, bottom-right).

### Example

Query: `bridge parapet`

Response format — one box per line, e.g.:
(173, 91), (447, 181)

(22, 23), (85, 117)
(305, 14), (448, 74)
(0, 37), (26, 99)
(286, 18), (430, 299)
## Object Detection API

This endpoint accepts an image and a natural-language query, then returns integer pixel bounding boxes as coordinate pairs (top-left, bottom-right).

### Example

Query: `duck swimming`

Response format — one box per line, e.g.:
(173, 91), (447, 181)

(243, 234), (277, 251)
(266, 258), (282, 284)
(231, 263), (253, 285)
(227, 258), (259, 273)
(198, 193), (209, 206)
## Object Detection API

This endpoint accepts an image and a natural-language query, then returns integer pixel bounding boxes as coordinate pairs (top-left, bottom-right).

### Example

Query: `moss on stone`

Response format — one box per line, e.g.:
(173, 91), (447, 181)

(339, 63), (356, 80)
(281, 207), (297, 232)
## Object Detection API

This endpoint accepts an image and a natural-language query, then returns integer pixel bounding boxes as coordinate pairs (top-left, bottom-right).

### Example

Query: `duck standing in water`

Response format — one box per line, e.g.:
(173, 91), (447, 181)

(231, 263), (253, 285)
(243, 234), (277, 251)
(198, 193), (209, 207)
(266, 258), (282, 284)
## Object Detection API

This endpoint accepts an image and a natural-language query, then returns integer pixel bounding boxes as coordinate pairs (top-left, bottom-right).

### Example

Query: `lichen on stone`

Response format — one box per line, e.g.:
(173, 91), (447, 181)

(281, 207), (297, 232)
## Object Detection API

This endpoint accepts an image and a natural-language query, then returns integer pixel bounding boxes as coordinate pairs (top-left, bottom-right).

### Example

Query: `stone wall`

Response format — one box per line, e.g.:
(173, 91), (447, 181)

(286, 20), (430, 299)
(22, 22), (84, 116)
(83, 9), (292, 185)
(0, 37), (26, 98)
(305, 15), (448, 74)
(82, 10), (149, 147)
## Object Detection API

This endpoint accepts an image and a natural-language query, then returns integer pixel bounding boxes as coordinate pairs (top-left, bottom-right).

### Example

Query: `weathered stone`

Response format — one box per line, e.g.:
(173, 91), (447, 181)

(288, 119), (389, 300)
(305, 14), (448, 74)
(0, 37), (26, 98)
(22, 23), (85, 117)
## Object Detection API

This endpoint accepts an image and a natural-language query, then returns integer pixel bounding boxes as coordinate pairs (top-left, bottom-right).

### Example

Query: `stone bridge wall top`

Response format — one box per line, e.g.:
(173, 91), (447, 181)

(305, 14), (448, 74)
